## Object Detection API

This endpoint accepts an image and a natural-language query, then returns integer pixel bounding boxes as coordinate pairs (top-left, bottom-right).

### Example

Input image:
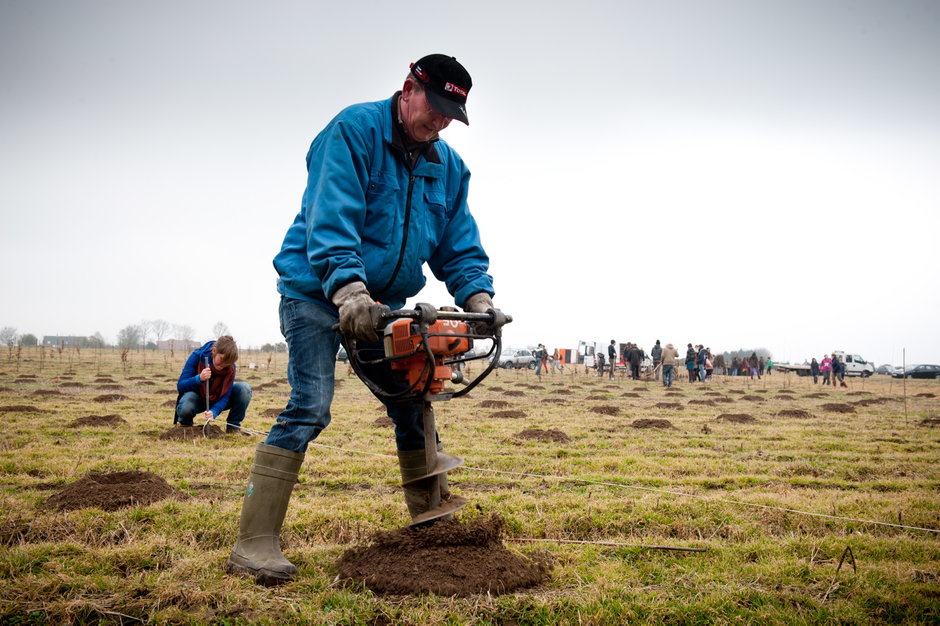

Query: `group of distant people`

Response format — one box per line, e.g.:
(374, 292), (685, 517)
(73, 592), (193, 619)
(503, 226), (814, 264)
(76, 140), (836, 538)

(727, 353), (773, 379)
(808, 353), (849, 387)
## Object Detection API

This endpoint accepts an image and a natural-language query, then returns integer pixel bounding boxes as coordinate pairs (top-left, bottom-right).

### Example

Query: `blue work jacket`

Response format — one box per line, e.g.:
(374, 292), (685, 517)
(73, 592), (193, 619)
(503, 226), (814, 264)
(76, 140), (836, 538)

(177, 341), (235, 418)
(273, 95), (494, 311)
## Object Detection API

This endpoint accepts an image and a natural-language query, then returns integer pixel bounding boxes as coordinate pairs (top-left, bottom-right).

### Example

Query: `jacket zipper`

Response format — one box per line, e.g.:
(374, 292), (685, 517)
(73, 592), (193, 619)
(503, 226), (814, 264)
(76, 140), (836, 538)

(378, 173), (415, 294)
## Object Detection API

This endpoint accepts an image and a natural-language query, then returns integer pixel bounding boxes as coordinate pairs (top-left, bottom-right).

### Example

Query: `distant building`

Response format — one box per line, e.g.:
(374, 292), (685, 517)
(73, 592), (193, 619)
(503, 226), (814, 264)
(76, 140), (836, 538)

(42, 335), (88, 347)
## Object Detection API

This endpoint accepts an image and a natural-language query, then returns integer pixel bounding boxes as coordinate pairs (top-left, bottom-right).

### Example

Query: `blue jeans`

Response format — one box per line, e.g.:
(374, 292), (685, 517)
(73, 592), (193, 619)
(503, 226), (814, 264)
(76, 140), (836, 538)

(265, 297), (428, 454)
(176, 382), (252, 429)
(699, 364), (707, 381)
(662, 364), (674, 387)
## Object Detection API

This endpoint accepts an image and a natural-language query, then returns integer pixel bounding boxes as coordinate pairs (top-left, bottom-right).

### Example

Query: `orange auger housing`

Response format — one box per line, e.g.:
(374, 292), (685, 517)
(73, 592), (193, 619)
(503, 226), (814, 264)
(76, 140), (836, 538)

(383, 318), (472, 395)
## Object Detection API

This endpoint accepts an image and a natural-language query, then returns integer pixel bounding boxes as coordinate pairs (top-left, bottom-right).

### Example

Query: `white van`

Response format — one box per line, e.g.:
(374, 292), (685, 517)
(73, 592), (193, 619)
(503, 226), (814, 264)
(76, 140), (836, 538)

(832, 351), (875, 377)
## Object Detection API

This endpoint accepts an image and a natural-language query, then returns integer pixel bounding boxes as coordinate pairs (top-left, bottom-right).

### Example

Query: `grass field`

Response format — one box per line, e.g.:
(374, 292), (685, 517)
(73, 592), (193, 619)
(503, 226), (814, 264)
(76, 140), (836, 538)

(0, 346), (938, 624)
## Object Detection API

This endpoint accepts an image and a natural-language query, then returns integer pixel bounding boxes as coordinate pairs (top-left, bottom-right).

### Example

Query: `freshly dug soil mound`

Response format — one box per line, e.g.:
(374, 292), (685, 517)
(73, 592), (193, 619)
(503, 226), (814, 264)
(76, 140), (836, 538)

(716, 413), (756, 423)
(335, 515), (550, 596)
(776, 389), (795, 394)
(515, 429), (571, 443)
(713, 397), (734, 403)
(487, 386), (505, 392)
(664, 391), (684, 397)
(70, 414), (127, 427)
(96, 384), (123, 390)
(16, 375), (38, 380)
(919, 417), (940, 427)
(621, 392), (641, 398)
(590, 405), (620, 416)
(158, 424), (225, 440)
(805, 393), (827, 399)
(60, 382), (85, 388)
(154, 389), (176, 395)
(541, 398), (567, 404)
(160, 400), (176, 407)
(915, 393), (936, 399)
(704, 392), (723, 397)
(43, 471), (187, 511)
(32, 389), (63, 396)
(847, 391), (871, 396)
(491, 410), (526, 419)
(820, 403), (856, 414)
(479, 400), (511, 409)
(631, 419), (675, 429)
(852, 398), (889, 407)
(772, 395), (795, 401)
(688, 399), (716, 406)
(94, 394), (129, 403)
(777, 409), (815, 419)
(727, 390), (744, 394)
(0, 405), (43, 413)
(585, 395), (610, 400)
(632, 387), (647, 392)
(653, 402), (682, 410)
(740, 395), (763, 401)
(504, 390), (525, 397)
(550, 389), (572, 395)
(262, 408), (282, 417)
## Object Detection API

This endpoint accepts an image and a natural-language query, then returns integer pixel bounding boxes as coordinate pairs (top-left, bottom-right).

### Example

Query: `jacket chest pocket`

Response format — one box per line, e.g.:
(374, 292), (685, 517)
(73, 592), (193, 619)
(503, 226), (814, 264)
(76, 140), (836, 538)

(362, 172), (400, 246)
(420, 186), (448, 259)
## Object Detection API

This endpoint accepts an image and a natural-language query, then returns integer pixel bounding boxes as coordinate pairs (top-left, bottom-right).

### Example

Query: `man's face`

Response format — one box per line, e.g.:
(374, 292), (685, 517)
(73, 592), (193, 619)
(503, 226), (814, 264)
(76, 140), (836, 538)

(400, 82), (452, 142)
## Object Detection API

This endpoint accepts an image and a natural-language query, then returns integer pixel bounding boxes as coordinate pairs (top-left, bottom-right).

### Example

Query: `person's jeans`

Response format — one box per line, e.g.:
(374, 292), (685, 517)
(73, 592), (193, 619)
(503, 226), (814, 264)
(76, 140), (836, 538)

(176, 382), (252, 429)
(653, 361), (661, 380)
(265, 297), (428, 454)
(699, 364), (707, 382)
(662, 364), (674, 387)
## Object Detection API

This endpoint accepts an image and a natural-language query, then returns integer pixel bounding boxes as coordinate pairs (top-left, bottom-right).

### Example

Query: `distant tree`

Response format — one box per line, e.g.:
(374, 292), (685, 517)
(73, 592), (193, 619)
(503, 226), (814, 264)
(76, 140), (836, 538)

(175, 324), (195, 341)
(88, 332), (107, 348)
(274, 342), (287, 353)
(19, 333), (38, 346)
(149, 319), (171, 345)
(212, 321), (230, 338)
(0, 326), (17, 348)
(117, 324), (143, 349)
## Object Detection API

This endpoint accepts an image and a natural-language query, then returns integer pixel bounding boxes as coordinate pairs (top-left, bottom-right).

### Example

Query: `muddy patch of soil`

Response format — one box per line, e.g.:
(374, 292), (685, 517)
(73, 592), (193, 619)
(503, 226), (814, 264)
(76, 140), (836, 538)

(158, 424), (225, 440)
(819, 403), (856, 414)
(621, 392), (641, 398)
(42, 471), (188, 512)
(713, 397), (734, 403)
(688, 399), (716, 406)
(632, 387), (647, 392)
(777, 409), (815, 419)
(740, 395), (763, 401)
(70, 414), (127, 427)
(704, 392), (723, 397)
(0, 405), (43, 413)
(664, 391), (685, 397)
(776, 389), (795, 394)
(716, 413), (756, 423)
(60, 382), (85, 388)
(585, 395), (610, 401)
(919, 417), (940, 427)
(15, 376), (38, 382)
(805, 393), (827, 399)
(653, 402), (682, 410)
(852, 398), (889, 407)
(504, 390), (525, 397)
(96, 384), (123, 391)
(540, 398), (567, 404)
(847, 391), (872, 396)
(335, 515), (550, 596)
(94, 394), (129, 403)
(772, 395), (795, 401)
(479, 400), (511, 409)
(727, 389), (744, 394)
(630, 419), (675, 429)
(550, 389), (572, 395)
(94, 377), (115, 382)
(262, 408), (282, 418)
(590, 405), (620, 416)
(490, 410), (527, 419)
(487, 386), (505, 392)
(514, 429), (571, 443)
(32, 389), (63, 396)
(914, 393), (936, 399)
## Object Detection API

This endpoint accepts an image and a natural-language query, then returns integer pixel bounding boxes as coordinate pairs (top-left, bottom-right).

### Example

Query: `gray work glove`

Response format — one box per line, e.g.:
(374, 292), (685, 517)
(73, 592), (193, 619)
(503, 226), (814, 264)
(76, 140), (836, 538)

(463, 292), (506, 335)
(332, 281), (378, 341)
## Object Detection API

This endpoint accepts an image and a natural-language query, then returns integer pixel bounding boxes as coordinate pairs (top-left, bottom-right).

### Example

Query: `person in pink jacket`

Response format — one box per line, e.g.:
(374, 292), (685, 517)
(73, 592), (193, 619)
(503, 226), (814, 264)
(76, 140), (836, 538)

(819, 355), (833, 385)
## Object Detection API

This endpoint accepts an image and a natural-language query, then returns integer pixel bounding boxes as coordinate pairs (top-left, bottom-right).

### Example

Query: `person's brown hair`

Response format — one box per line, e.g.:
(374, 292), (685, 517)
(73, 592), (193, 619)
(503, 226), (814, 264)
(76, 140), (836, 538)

(214, 335), (238, 365)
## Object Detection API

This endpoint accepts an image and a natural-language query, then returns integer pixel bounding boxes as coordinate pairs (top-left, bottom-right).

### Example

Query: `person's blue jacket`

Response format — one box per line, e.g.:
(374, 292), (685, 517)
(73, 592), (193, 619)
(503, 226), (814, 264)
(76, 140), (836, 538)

(177, 341), (235, 418)
(273, 95), (494, 311)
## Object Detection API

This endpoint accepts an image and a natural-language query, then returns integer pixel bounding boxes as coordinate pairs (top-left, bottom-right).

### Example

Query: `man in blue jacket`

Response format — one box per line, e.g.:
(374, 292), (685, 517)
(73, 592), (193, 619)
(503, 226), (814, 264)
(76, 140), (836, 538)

(174, 335), (252, 432)
(226, 54), (500, 586)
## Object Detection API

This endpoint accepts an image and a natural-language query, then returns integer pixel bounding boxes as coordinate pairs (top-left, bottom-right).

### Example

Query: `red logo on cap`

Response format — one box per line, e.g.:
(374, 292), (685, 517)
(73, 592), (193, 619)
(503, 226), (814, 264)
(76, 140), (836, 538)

(444, 82), (467, 97)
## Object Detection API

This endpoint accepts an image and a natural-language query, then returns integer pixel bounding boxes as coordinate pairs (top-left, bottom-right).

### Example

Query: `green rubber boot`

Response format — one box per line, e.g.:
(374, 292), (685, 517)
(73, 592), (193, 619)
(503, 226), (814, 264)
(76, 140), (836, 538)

(225, 443), (304, 586)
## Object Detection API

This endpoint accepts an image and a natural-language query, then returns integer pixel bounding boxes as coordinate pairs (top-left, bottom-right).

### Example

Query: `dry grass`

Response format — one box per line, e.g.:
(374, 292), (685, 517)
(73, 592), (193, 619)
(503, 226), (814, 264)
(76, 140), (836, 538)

(0, 348), (938, 623)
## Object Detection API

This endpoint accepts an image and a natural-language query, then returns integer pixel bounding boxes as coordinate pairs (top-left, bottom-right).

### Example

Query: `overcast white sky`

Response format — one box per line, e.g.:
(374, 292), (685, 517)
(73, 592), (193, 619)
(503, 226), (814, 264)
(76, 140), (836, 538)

(1, 0), (938, 366)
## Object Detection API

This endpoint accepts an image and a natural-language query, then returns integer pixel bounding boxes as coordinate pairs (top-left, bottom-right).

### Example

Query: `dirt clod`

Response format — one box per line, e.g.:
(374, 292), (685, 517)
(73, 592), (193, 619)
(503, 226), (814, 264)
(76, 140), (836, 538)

(918, 417), (940, 427)
(262, 408), (282, 417)
(43, 471), (188, 511)
(479, 400), (511, 409)
(777, 409), (815, 419)
(915, 393), (936, 399)
(716, 413), (756, 423)
(504, 390), (525, 397)
(630, 419), (675, 429)
(819, 403), (856, 414)
(515, 429), (572, 443)
(335, 515), (551, 596)
(70, 414), (127, 427)
(590, 405), (620, 416)
(653, 402), (682, 410)
(490, 410), (526, 419)
(0, 405), (43, 413)
(688, 399), (716, 406)
(93, 394), (129, 403)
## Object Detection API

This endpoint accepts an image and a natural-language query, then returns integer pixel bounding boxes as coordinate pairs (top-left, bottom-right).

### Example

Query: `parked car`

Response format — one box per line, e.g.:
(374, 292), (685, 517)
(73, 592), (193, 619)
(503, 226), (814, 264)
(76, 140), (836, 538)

(875, 364), (895, 375)
(496, 349), (535, 369)
(891, 364), (940, 379)
(832, 351), (875, 377)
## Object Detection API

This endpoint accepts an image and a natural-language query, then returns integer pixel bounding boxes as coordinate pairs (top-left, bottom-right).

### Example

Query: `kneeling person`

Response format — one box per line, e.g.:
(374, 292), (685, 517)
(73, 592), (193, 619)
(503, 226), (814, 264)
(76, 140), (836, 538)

(174, 335), (252, 433)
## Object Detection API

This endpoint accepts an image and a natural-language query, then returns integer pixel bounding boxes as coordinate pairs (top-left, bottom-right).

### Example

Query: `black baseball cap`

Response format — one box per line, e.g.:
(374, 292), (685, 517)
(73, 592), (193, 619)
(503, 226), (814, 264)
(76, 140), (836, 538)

(409, 54), (472, 125)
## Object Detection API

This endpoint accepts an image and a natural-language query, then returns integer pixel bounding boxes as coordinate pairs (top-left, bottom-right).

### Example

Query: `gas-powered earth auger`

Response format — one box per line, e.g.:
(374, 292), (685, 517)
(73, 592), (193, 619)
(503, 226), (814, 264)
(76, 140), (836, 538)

(343, 302), (511, 526)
